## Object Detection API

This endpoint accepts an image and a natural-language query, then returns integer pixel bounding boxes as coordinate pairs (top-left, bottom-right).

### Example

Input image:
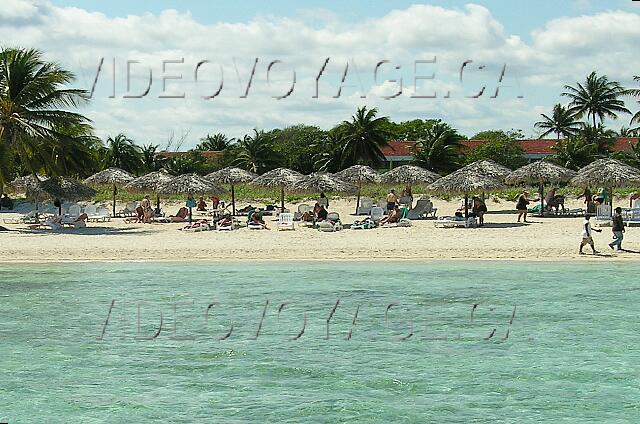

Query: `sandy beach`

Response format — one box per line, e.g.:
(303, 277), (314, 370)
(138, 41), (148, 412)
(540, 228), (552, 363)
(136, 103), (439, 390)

(1, 197), (638, 263)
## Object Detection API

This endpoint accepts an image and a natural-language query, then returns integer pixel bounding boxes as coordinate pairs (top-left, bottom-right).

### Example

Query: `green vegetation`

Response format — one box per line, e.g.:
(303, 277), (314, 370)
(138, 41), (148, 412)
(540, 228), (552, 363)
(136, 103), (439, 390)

(2, 46), (640, 203)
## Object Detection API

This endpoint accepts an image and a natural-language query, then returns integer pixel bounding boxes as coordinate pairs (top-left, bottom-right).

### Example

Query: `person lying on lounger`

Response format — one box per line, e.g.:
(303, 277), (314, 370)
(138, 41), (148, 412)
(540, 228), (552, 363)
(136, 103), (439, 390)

(170, 207), (189, 222)
(214, 213), (233, 228)
(379, 205), (402, 225)
(250, 212), (269, 229)
(124, 205), (144, 223)
(316, 204), (328, 222)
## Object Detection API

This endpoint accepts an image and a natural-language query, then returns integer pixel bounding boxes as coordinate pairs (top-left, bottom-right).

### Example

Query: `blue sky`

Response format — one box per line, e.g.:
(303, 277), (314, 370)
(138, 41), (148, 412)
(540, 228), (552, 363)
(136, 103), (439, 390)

(2, 1), (640, 147)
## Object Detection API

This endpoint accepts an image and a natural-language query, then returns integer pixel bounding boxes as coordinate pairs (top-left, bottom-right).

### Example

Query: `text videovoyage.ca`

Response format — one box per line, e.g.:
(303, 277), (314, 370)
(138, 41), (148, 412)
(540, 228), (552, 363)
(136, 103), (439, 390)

(97, 298), (518, 343)
(88, 56), (524, 100)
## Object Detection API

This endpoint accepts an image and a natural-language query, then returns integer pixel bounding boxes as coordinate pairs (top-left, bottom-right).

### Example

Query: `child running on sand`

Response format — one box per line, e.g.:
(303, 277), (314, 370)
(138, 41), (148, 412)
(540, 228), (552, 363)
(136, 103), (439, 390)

(579, 215), (602, 255)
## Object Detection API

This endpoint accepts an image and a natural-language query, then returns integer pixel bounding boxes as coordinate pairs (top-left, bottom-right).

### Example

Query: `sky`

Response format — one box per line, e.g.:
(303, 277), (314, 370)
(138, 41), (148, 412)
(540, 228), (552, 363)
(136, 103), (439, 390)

(1, 0), (639, 149)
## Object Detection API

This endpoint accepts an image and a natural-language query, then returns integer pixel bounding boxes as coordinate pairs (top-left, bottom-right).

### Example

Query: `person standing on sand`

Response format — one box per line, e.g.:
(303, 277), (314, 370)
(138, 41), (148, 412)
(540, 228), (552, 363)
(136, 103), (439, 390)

(579, 215), (602, 255)
(516, 191), (537, 223)
(141, 195), (153, 223)
(609, 207), (625, 252)
(386, 189), (399, 211)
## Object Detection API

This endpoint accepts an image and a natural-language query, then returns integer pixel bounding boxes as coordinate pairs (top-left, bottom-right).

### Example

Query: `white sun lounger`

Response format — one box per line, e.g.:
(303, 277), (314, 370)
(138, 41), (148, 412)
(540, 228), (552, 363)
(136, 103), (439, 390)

(434, 216), (477, 228)
(317, 212), (343, 232)
(278, 212), (295, 230)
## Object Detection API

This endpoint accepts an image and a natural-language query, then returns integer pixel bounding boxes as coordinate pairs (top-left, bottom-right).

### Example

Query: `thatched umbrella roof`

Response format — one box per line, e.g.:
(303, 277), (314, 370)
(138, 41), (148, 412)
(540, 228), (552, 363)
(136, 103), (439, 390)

(461, 160), (511, 181)
(157, 173), (226, 195)
(251, 168), (304, 188)
(335, 165), (380, 183)
(9, 174), (48, 192)
(84, 167), (135, 185)
(570, 158), (640, 188)
(380, 165), (440, 185)
(28, 176), (96, 200)
(428, 168), (505, 194)
(505, 161), (577, 186)
(293, 173), (358, 193)
(124, 170), (174, 192)
(205, 167), (257, 184)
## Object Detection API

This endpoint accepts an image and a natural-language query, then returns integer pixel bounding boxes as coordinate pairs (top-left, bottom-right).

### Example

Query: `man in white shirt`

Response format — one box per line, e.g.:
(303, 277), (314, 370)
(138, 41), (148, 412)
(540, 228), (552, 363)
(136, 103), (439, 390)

(579, 215), (602, 255)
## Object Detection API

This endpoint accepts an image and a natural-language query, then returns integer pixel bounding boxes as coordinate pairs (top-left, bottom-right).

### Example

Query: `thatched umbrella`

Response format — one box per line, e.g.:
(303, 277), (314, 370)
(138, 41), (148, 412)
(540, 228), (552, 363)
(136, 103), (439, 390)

(251, 168), (304, 212)
(380, 165), (440, 189)
(124, 170), (174, 214)
(9, 174), (49, 191)
(335, 165), (380, 214)
(570, 158), (640, 215)
(293, 173), (358, 194)
(505, 161), (577, 216)
(205, 167), (257, 216)
(462, 160), (511, 180)
(28, 176), (96, 215)
(9, 174), (49, 211)
(157, 173), (226, 223)
(84, 167), (135, 217)
(428, 168), (505, 218)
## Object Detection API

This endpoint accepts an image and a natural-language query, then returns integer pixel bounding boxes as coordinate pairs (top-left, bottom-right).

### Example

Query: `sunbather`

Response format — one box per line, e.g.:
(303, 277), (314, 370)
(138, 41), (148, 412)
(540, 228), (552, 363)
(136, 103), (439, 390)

(380, 205), (402, 225)
(471, 196), (487, 226)
(170, 207), (189, 222)
(141, 195), (153, 223)
(214, 213), (233, 228)
(250, 211), (269, 229)
(0, 193), (14, 210)
(124, 205), (144, 223)
(197, 197), (207, 211)
(316, 204), (328, 222)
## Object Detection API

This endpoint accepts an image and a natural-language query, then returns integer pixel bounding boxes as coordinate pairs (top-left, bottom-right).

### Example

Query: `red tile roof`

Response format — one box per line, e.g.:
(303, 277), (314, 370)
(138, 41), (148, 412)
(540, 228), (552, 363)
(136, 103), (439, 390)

(158, 151), (221, 160)
(382, 137), (639, 158)
(380, 141), (415, 157)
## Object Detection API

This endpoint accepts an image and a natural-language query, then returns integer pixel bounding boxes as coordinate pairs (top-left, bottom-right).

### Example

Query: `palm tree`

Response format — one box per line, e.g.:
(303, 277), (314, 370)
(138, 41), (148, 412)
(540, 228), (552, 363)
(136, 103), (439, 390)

(551, 137), (597, 170)
(50, 122), (103, 178)
(626, 75), (640, 127)
(578, 124), (616, 156)
(313, 132), (347, 172)
(534, 104), (582, 139)
(339, 106), (391, 167)
(0, 47), (91, 193)
(233, 129), (281, 173)
(562, 71), (630, 127)
(615, 126), (640, 137)
(103, 133), (143, 174)
(140, 143), (165, 173)
(195, 133), (233, 151)
(411, 121), (464, 173)
(611, 140), (640, 168)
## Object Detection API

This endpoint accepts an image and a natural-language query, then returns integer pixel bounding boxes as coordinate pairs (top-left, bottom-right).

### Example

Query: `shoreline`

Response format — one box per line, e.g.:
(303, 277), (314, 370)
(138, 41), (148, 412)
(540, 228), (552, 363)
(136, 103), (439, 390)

(2, 197), (639, 264)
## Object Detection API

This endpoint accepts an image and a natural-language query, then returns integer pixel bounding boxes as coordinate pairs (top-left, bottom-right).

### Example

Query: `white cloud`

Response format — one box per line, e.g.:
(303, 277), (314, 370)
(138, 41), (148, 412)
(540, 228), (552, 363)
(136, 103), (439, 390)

(1, 1), (639, 146)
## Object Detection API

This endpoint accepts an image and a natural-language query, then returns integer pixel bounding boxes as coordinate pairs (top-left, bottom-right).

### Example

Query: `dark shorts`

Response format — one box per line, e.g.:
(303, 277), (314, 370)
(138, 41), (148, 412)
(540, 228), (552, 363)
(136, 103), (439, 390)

(387, 202), (396, 211)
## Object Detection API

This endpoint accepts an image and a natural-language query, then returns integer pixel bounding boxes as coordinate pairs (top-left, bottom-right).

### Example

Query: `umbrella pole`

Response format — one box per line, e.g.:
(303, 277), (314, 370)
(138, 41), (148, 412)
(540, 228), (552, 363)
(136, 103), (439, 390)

(464, 193), (469, 219)
(231, 184), (236, 216)
(539, 183), (544, 217)
(156, 193), (161, 214)
(281, 187), (285, 212)
(355, 182), (362, 215)
(112, 183), (117, 217)
(188, 206), (192, 223)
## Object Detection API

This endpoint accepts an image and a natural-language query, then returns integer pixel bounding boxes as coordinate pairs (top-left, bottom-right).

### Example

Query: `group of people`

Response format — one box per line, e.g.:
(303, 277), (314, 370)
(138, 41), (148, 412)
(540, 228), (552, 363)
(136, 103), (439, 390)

(454, 195), (488, 226)
(579, 207), (626, 254)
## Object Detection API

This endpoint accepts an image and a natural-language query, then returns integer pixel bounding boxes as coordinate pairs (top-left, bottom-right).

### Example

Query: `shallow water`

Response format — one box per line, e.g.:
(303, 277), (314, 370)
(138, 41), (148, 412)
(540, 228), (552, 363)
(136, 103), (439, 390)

(0, 261), (638, 423)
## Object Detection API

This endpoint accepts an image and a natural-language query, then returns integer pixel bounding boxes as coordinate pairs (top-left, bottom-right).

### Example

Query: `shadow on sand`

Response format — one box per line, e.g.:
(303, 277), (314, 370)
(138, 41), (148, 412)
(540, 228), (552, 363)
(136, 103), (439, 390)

(13, 226), (156, 236)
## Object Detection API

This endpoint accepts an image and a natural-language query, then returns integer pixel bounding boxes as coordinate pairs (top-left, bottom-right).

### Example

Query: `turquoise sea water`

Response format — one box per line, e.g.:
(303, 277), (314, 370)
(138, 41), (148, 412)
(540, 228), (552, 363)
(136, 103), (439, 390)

(0, 261), (639, 423)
